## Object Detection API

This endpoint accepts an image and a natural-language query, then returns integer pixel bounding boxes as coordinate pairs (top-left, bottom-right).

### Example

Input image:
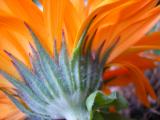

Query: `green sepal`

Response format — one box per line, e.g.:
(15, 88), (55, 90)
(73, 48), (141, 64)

(100, 38), (119, 68)
(83, 29), (99, 93)
(53, 40), (59, 63)
(26, 24), (67, 97)
(0, 70), (48, 115)
(59, 38), (74, 94)
(70, 16), (96, 91)
(5, 51), (51, 103)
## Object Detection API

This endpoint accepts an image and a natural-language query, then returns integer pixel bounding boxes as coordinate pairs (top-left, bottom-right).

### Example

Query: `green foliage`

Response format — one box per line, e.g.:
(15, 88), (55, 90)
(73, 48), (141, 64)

(86, 90), (128, 120)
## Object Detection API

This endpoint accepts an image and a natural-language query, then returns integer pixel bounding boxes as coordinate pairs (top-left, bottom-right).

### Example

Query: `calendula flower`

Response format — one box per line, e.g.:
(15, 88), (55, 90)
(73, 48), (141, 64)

(0, 0), (160, 119)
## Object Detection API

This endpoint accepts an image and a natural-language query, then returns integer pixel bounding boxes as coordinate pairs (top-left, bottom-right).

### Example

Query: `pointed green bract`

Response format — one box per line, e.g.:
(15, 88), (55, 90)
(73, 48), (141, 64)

(59, 38), (74, 94)
(70, 16), (96, 92)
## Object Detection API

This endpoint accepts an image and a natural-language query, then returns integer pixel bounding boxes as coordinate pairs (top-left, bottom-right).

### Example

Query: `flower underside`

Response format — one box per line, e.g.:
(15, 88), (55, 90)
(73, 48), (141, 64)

(0, 19), (121, 120)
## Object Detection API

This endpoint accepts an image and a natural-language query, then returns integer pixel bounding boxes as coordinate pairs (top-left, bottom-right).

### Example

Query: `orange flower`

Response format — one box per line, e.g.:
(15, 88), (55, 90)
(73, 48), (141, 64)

(0, 0), (159, 119)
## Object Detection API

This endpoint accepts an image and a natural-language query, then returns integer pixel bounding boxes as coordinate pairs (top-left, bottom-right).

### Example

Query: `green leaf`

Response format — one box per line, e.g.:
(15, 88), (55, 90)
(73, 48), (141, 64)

(86, 91), (128, 120)
(86, 91), (116, 111)
(112, 93), (128, 110)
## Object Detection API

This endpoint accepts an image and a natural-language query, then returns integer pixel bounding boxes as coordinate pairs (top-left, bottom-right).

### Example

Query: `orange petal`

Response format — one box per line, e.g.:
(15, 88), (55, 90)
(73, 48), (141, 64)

(63, 1), (82, 55)
(0, 30), (30, 64)
(90, 0), (158, 60)
(0, 52), (21, 79)
(70, 0), (85, 18)
(101, 85), (111, 95)
(128, 32), (160, 53)
(103, 68), (128, 80)
(43, 0), (67, 53)
(90, 1), (138, 52)
(113, 54), (156, 70)
(108, 7), (160, 62)
(74, 0), (130, 50)
(104, 75), (131, 87)
(1, 0), (53, 55)
(117, 62), (156, 107)
(0, 92), (25, 120)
